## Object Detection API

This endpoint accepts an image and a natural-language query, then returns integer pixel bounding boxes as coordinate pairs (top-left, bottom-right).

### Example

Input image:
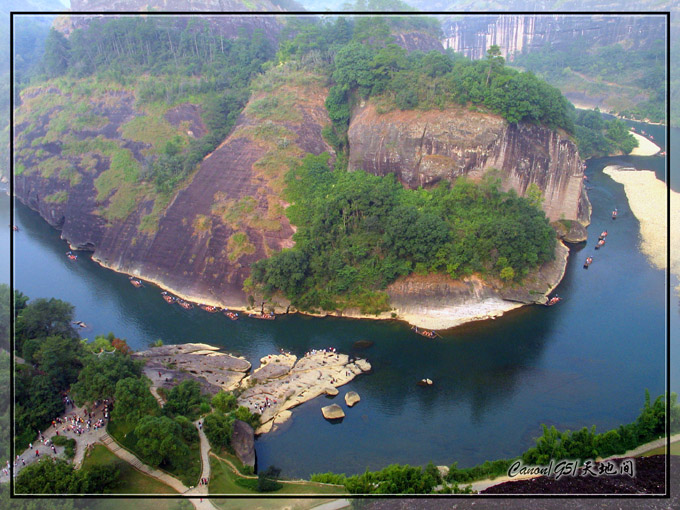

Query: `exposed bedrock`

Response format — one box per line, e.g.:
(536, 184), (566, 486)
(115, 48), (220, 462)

(348, 102), (590, 225)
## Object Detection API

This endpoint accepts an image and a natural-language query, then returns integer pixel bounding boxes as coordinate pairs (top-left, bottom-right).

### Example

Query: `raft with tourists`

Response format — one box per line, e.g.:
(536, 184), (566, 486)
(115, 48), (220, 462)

(66, 251), (77, 261)
(161, 291), (176, 304)
(177, 299), (194, 310)
(223, 310), (239, 320)
(411, 326), (438, 338)
(583, 256), (593, 269)
(249, 312), (276, 320)
(545, 295), (562, 307)
(417, 378), (434, 386)
(129, 277), (143, 288)
(199, 304), (219, 313)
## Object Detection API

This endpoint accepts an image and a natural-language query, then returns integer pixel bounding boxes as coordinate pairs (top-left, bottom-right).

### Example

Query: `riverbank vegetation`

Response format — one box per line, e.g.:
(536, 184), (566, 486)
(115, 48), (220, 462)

(248, 153), (556, 313)
(572, 108), (639, 159)
(311, 391), (677, 493)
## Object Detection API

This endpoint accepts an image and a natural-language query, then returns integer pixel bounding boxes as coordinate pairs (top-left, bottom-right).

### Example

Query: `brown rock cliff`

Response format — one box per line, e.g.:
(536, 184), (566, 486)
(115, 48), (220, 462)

(348, 102), (590, 225)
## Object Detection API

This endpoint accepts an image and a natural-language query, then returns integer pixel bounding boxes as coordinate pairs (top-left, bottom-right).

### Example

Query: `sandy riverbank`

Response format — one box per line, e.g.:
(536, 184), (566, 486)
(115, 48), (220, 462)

(603, 166), (678, 284)
(629, 132), (661, 156)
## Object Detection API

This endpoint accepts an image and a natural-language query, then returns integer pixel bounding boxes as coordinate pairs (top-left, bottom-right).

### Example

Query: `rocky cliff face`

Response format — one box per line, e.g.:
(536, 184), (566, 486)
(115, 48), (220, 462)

(440, 14), (664, 61)
(15, 72), (333, 307)
(348, 101), (590, 224)
(59, 0), (284, 41)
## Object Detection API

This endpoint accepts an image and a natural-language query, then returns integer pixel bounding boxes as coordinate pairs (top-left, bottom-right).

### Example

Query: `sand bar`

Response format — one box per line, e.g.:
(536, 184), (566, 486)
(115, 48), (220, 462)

(603, 166), (677, 281)
(629, 132), (661, 156)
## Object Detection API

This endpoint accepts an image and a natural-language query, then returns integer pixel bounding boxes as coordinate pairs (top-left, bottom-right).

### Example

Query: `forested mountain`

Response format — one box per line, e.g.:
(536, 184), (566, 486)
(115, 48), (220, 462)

(14, 4), (642, 317)
(1, 0), (66, 182)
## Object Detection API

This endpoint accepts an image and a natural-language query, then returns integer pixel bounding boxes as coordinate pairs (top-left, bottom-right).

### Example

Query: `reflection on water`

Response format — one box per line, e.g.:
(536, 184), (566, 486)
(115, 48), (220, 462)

(3, 129), (671, 476)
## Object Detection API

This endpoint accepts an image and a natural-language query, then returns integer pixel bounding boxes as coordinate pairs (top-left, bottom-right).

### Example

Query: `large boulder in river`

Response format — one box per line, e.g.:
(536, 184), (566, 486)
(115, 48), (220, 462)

(551, 220), (588, 243)
(231, 419), (255, 468)
(345, 391), (361, 407)
(321, 404), (345, 420)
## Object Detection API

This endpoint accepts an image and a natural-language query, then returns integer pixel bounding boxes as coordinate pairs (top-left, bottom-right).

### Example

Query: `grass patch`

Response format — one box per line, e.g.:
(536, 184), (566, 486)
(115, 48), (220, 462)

(37, 156), (69, 178)
(245, 92), (302, 123)
(81, 444), (178, 494)
(212, 195), (257, 230)
(59, 165), (83, 186)
(209, 455), (345, 501)
(15, 163), (26, 175)
(51, 435), (76, 459)
(120, 107), (184, 152)
(104, 182), (139, 221)
(139, 192), (171, 234)
(226, 232), (256, 262)
(94, 147), (140, 201)
(72, 112), (109, 131)
(80, 154), (99, 173)
(61, 135), (119, 158)
(192, 214), (212, 235)
(44, 190), (68, 204)
(107, 419), (201, 488)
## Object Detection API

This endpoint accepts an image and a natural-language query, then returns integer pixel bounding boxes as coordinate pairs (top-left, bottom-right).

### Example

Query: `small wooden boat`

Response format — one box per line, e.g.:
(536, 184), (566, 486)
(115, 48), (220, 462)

(129, 277), (143, 288)
(66, 251), (77, 261)
(595, 239), (605, 250)
(583, 256), (593, 269)
(546, 296), (562, 307)
(612, 209), (618, 220)
(177, 299), (194, 310)
(411, 326), (437, 338)
(199, 304), (219, 313)
(161, 291), (176, 304)
(223, 310), (239, 320)
(417, 378), (433, 386)
(249, 312), (275, 320)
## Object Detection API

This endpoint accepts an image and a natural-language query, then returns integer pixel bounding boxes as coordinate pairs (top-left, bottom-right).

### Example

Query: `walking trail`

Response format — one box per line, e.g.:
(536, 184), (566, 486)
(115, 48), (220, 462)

(101, 423), (216, 510)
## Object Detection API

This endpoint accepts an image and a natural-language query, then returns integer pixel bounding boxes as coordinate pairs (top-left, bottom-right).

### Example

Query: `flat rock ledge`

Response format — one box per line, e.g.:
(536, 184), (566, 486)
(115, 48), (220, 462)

(239, 350), (371, 435)
(325, 386), (339, 396)
(345, 391), (360, 407)
(134, 343), (251, 393)
(321, 404), (345, 420)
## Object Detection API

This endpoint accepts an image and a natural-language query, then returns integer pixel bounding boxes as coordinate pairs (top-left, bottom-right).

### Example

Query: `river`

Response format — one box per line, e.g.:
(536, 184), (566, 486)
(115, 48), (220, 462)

(2, 123), (674, 479)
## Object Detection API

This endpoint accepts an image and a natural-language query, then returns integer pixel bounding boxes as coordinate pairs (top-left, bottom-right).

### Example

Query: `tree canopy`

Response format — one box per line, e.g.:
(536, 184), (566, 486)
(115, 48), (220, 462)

(249, 154), (555, 313)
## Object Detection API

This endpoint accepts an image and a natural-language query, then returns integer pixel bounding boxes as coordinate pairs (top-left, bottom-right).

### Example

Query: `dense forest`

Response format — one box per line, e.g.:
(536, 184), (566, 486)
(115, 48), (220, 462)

(15, 12), (636, 311)
(247, 153), (556, 313)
